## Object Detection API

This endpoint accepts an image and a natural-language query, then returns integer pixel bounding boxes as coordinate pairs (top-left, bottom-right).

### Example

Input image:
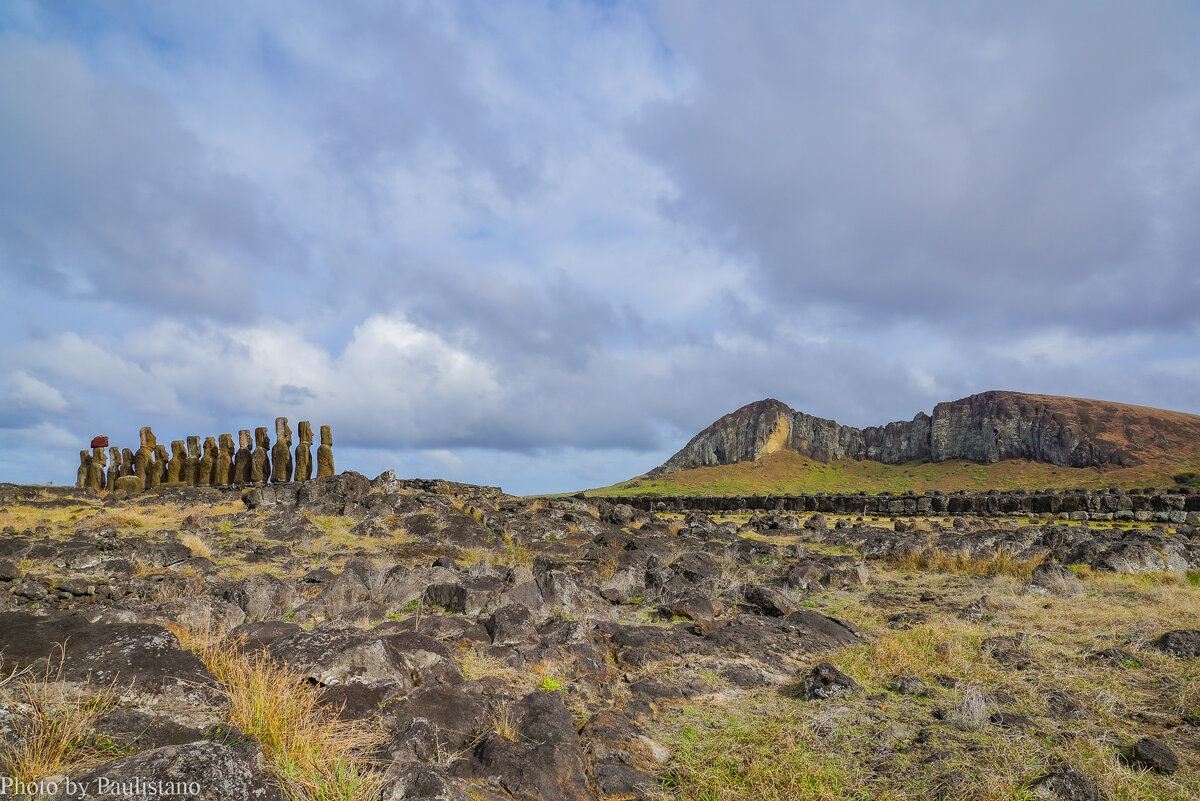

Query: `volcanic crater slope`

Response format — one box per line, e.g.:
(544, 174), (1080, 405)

(652, 391), (1200, 476)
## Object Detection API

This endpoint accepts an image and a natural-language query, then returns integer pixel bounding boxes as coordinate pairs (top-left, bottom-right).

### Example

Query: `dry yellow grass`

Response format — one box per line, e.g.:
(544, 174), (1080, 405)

(0, 654), (123, 782)
(171, 626), (384, 801)
(179, 532), (212, 559)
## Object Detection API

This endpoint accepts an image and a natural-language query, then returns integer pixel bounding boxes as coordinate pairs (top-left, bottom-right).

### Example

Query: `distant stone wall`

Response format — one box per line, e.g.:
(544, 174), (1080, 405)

(598, 489), (1200, 523)
(75, 418), (336, 493)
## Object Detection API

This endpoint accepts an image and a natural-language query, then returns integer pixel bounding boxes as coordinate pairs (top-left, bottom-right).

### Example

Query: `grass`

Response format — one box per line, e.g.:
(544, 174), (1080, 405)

(0, 655), (124, 783)
(179, 532), (212, 559)
(651, 550), (1200, 801)
(172, 627), (384, 801)
(882, 547), (1046, 580)
(590, 450), (1200, 497)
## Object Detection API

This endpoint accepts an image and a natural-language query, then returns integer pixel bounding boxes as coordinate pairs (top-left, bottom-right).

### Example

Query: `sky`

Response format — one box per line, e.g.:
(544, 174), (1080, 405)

(2, 1), (1199, 494)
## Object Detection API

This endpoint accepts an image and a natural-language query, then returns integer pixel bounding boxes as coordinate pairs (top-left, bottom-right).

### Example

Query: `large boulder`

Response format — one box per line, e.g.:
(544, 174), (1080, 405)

(0, 612), (221, 703)
(60, 741), (284, 800)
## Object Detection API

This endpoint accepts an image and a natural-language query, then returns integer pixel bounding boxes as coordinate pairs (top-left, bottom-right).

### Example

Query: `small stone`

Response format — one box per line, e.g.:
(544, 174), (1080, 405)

(12, 580), (47, 601)
(1028, 769), (1101, 801)
(1123, 737), (1178, 774)
(1152, 630), (1200, 658)
(796, 662), (859, 700)
(890, 674), (927, 695)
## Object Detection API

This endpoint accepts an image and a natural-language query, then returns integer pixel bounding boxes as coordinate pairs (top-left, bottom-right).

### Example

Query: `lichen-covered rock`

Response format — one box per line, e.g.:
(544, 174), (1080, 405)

(59, 740), (284, 800)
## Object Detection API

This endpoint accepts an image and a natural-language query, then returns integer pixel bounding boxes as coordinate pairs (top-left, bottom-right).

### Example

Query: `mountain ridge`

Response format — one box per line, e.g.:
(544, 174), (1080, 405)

(650, 390), (1200, 477)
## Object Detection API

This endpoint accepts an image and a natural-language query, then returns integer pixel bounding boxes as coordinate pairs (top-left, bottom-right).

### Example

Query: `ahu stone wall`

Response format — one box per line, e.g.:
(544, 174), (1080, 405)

(602, 488), (1200, 524)
(75, 418), (336, 493)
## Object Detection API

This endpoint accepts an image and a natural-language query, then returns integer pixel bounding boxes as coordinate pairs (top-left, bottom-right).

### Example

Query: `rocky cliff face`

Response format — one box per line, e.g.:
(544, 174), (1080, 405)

(652, 391), (1200, 475)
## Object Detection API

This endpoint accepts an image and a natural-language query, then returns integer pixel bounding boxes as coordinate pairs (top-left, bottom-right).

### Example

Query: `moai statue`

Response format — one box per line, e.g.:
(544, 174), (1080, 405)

(106, 447), (122, 489)
(197, 437), (217, 486)
(185, 436), (201, 486)
(132, 445), (150, 490)
(294, 421), (313, 482)
(317, 425), (335, 478)
(86, 447), (107, 492)
(251, 427), (271, 484)
(154, 444), (170, 485)
(77, 450), (91, 488)
(121, 448), (136, 477)
(168, 440), (187, 483)
(233, 430), (253, 484)
(215, 434), (234, 486)
(270, 417), (293, 483)
(137, 427), (158, 490)
(131, 448), (148, 489)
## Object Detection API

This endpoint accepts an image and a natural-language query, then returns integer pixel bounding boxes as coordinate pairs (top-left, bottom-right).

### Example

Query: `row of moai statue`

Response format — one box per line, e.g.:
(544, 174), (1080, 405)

(75, 418), (335, 492)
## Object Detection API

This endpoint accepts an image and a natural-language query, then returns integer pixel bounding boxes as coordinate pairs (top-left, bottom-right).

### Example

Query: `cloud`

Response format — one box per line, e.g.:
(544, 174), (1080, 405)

(635, 1), (1200, 335)
(1, 2), (1199, 494)
(0, 35), (298, 319)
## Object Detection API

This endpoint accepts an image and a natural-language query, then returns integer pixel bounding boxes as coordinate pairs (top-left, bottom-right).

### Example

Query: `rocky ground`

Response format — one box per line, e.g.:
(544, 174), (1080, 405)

(1, 473), (1199, 800)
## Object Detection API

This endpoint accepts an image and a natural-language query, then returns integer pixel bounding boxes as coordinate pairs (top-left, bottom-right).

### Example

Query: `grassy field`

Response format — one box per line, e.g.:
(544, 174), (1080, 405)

(589, 451), (1200, 497)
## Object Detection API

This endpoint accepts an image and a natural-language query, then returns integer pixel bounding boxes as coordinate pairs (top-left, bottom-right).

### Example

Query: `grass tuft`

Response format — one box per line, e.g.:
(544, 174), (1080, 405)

(0, 654), (123, 782)
(172, 628), (383, 801)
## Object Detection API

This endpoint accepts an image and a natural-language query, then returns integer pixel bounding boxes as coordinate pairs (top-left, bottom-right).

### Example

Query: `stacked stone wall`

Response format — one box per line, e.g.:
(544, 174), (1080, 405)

(599, 488), (1200, 524)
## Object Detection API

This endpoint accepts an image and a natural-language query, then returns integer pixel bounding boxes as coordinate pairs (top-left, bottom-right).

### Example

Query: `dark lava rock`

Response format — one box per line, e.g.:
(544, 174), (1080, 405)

(1090, 647), (1140, 668)
(981, 635), (1030, 667)
(1152, 630), (1200, 658)
(224, 621), (302, 654)
(890, 675), (928, 696)
(1122, 736), (1178, 774)
(93, 708), (249, 753)
(61, 740), (284, 800)
(1028, 769), (1101, 801)
(1030, 562), (1085, 598)
(658, 595), (718, 635)
(0, 559), (21, 581)
(795, 661), (859, 700)
(487, 603), (539, 646)
(780, 611), (864, 648)
(0, 612), (220, 699)
(383, 682), (490, 764)
(742, 584), (800, 617)
(265, 627), (461, 688)
(455, 691), (592, 801)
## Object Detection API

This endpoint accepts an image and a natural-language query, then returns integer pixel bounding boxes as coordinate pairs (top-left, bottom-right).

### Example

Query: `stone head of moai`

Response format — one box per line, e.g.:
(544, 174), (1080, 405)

(92, 446), (107, 467)
(320, 425), (332, 446)
(275, 417), (292, 445)
(121, 448), (135, 476)
(139, 426), (157, 449)
(255, 427), (271, 450)
(238, 430), (253, 450)
(219, 433), (235, 453)
(108, 446), (121, 470)
(186, 436), (201, 459)
(298, 420), (313, 444)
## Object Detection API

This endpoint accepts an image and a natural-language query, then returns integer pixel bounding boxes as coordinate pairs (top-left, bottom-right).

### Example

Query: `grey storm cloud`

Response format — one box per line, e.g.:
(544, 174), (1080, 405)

(0, 36), (298, 320)
(635, 1), (1200, 334)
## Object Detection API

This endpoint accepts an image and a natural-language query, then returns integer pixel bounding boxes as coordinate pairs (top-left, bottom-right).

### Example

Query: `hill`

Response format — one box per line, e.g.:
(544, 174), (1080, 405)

(604, 391), (1200, 495)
